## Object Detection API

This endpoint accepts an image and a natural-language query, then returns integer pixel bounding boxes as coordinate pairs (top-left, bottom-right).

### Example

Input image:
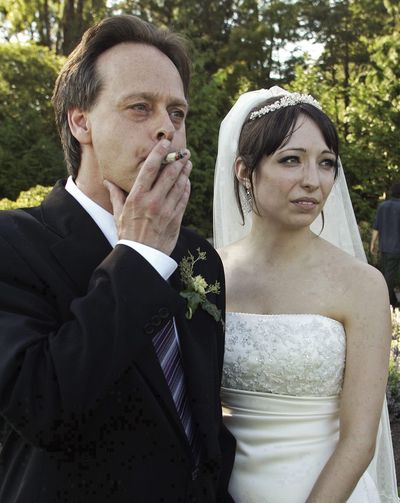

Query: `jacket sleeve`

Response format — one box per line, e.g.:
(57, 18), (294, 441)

(0, 233), (182, 449)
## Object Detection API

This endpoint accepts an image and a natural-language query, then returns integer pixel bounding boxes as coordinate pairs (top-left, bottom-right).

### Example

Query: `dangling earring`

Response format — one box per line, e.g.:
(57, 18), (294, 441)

(243, 184), (253, 213)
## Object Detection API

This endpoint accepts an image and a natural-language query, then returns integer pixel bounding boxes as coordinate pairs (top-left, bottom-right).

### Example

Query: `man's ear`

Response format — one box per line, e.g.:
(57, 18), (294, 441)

(67, 108), (92, 144)
(235, 157), (251, 189)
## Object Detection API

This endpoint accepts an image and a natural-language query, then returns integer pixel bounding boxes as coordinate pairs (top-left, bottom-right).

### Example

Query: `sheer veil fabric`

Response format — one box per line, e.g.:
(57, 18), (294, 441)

(213, 86), (365, 259)
(213, 87), (399, 501)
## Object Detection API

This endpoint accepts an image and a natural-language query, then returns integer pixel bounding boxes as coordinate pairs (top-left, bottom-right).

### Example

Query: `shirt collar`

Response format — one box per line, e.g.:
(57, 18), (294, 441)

(65, 176), (118, 247)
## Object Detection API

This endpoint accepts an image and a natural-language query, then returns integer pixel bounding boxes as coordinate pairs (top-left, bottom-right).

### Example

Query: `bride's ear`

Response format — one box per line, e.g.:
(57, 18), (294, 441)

(235, 157), (251, 189)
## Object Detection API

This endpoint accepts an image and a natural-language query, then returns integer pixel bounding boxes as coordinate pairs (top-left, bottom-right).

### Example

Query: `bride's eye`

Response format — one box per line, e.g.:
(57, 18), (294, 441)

(279, 156), (299, 166)
(320, 158), (336, 170)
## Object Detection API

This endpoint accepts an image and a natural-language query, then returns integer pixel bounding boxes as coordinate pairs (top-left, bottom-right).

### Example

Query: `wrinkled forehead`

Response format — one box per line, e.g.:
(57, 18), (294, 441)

(95, 42), (185, 99)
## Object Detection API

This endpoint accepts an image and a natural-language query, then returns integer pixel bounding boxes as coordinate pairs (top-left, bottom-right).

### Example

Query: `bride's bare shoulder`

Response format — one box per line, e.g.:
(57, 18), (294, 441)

(216, 241), (250, 284)
(217, 241), (246, 266)
(319, 238), (388, 302)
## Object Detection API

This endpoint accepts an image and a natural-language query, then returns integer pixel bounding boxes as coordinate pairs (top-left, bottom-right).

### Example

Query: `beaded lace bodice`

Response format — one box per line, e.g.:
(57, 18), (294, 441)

(222, 313), (346, 397)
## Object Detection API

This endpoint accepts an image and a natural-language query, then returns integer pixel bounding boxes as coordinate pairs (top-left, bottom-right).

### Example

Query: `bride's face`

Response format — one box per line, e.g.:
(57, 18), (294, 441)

(251, 115), (336, 229)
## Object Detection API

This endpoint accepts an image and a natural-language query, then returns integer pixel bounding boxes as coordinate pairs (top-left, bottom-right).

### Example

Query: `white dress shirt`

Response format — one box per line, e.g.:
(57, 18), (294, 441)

(65, 176), (182, 347)
(65, 176), (177, 281)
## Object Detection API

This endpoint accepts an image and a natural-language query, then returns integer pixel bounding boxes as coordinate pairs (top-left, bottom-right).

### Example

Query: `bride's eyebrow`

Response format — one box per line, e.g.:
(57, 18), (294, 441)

(276, 147), (334, 155)
(276, 147), (306, 154)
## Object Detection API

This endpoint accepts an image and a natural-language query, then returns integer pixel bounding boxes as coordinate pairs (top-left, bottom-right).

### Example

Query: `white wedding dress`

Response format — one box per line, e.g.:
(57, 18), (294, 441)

(222, 312), (398, 503)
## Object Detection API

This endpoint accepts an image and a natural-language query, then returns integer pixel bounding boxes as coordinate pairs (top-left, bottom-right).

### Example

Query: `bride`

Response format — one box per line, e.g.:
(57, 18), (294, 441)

(213, 87), (399, 502)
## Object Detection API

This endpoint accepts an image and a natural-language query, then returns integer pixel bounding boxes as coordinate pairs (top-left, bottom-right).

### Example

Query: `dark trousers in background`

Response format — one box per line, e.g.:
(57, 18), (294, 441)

(381, 252), (400, 307)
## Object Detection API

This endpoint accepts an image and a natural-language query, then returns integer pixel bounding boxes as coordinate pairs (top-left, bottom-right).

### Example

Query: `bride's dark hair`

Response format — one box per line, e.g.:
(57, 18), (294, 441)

(235, 96), (339, 224)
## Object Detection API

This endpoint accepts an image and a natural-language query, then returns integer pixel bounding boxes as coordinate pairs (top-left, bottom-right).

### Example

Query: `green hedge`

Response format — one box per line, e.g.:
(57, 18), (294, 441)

(0, 185), (52, 210)
(0, 43), (64, 200)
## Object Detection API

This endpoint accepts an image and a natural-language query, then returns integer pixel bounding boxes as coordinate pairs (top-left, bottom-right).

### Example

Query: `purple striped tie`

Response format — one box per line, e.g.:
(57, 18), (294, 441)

(153, 318), (200, 461)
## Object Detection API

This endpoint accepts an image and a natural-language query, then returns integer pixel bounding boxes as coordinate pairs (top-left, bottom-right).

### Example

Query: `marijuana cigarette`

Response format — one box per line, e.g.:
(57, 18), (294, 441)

(161, 150), (187, 165)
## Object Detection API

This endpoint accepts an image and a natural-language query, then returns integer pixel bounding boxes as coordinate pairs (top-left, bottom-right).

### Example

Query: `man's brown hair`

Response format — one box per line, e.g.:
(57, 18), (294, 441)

(52, 15), (191, 177)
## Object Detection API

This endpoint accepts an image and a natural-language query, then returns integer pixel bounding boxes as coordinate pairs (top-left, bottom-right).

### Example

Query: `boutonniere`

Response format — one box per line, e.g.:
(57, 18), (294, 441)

(179, 248), (222, 322)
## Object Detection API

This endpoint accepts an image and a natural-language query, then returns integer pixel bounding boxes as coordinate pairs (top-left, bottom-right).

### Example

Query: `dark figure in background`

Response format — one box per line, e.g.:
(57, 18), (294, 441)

(371, 182), (400, 307)
(0, 15), (235, 503)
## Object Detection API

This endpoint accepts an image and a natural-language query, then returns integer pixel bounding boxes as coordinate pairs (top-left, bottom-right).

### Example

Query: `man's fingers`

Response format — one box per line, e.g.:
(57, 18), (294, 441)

(112, 144), (191, 254)
(133, 139), (172, 193)
(167, 178), (191, 233)
(150, 151), (190, 200)
(176, 178), (191, 216)
(159, 160), (192, 219)
(103, 179), (126, 222)
(132, 140), (190, 199)
(166, 160), (192, 202)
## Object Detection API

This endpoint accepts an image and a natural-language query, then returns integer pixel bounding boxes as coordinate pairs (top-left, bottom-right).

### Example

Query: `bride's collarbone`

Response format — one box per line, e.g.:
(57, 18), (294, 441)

(225, 264), (346, 319)
(227, 262), (335, 289)
(226, 296), (343, 322)
(223, 244), (355, 317)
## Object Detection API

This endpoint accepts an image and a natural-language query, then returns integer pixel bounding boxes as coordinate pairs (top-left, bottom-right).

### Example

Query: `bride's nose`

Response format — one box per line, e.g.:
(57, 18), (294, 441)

(300, 162), (320, 191)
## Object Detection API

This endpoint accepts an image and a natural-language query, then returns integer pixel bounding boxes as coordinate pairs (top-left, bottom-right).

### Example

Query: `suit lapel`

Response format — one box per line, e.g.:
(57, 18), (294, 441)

(40, 180), (112, 294)
(170, 236), (220, 458)
(42, 183), (189, 441)
(40, 185), (216, 456)
(133, 335), (193, 453)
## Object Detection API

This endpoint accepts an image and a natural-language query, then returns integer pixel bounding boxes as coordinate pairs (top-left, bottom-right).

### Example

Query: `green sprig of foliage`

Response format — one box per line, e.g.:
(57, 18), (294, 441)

(179, 248), (221, 321)
(0, 185), (51, 210)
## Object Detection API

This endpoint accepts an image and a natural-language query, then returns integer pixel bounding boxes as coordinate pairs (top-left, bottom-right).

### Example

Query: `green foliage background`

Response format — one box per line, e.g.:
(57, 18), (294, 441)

(0, 0), (399, 238)
(0, 185), (52, 210)
(0, 44), (65, 199)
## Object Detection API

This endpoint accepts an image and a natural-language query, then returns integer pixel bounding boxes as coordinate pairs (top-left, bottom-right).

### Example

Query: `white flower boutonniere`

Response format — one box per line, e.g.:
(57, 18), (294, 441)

(179, 248), (222, 322)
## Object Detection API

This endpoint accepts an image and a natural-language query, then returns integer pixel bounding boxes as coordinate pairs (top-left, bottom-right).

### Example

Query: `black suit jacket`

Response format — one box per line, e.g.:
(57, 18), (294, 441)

(0, 180), (235, 503)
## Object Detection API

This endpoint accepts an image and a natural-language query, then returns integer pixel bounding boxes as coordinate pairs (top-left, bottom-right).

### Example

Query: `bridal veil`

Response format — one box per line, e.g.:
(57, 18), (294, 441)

(213, 86), (399, 501)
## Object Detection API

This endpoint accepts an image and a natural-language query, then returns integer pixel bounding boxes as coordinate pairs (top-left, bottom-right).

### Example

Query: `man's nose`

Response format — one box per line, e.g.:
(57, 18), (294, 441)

(156, 112), (175, 141)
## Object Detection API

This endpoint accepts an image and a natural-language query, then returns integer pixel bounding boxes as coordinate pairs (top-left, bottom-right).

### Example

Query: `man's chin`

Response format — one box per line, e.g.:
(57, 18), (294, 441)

(106, 180), (131, 196)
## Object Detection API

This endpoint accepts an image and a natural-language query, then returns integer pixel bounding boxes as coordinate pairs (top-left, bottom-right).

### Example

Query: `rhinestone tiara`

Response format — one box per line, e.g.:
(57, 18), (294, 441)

(249, 93), (322, 121)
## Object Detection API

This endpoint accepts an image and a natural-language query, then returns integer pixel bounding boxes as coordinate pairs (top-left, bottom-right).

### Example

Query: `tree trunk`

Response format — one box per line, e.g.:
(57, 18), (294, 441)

(61, 0), (76, 55)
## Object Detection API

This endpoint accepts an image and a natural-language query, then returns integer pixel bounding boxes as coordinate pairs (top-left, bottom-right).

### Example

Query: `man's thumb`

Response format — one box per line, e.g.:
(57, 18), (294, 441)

(103, 179), (125, 221)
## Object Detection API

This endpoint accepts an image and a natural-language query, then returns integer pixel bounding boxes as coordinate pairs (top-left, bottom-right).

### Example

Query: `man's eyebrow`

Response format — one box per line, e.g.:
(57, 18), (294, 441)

(119, 92), (188, 109)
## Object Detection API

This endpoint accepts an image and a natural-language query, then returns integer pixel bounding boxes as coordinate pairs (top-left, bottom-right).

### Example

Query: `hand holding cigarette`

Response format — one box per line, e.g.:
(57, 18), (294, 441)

(105, 140), (192, 256)
(161, 149), (187, 165)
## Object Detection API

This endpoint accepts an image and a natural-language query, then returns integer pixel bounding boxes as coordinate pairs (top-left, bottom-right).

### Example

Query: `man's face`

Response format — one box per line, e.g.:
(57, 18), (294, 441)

(78, 42), (188, 195)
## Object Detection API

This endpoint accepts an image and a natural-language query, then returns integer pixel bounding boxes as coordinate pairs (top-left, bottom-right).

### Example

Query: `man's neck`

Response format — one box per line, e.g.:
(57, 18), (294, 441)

(65, 176), (118, 246)
(75, 170), (113, 213)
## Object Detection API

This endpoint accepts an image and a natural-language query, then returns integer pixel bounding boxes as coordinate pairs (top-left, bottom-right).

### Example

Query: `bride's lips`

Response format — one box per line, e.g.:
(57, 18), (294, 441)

(291, 197), (319, 210)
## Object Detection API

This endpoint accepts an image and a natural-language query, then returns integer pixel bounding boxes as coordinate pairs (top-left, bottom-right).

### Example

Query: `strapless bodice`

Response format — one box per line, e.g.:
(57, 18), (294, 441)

(222, 313), (346, 396)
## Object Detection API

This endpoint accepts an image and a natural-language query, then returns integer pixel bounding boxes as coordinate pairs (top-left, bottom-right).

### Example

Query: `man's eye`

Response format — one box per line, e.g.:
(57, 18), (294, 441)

(170, 109), (186, 121)
(130, 103), (149, 112)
